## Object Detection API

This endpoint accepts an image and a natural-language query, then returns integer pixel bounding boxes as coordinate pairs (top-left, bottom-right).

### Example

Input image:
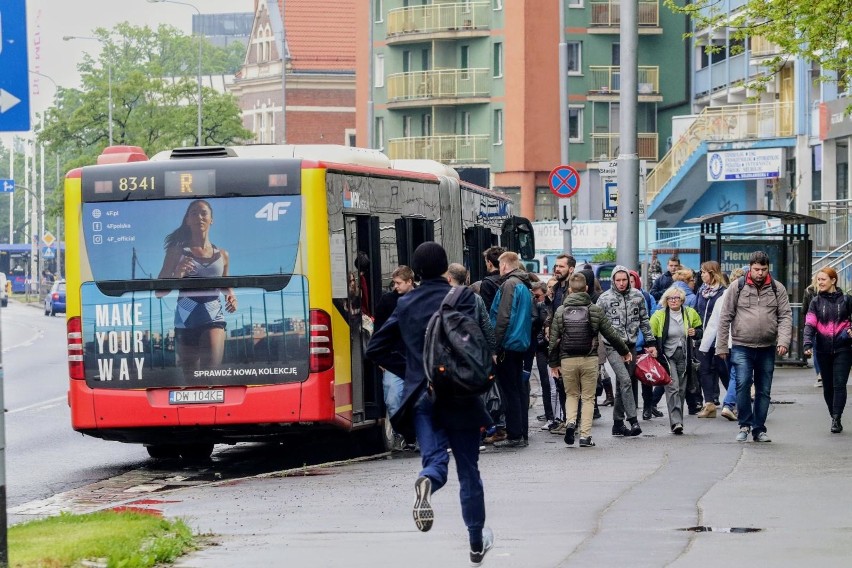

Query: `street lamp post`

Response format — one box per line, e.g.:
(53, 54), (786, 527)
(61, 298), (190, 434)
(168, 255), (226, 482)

(14, 185), (43, 303)
(148, 0), (203, 145)
(63, 35), (113, 146)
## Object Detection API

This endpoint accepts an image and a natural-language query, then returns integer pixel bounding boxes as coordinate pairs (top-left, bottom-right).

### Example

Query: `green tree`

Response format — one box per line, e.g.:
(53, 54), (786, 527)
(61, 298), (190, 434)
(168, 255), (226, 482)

(665, 0), (852, 92)
(592, 246), (616, 263)
(38, 22), (252, 175)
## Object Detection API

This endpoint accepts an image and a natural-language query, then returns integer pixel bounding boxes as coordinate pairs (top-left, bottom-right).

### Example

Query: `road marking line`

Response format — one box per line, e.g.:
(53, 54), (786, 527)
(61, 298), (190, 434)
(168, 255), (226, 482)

(8, 395), (66, 415)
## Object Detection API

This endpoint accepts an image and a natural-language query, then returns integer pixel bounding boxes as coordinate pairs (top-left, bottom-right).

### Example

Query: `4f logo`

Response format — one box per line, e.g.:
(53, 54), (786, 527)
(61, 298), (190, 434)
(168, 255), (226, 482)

(255, 201), (291, 221)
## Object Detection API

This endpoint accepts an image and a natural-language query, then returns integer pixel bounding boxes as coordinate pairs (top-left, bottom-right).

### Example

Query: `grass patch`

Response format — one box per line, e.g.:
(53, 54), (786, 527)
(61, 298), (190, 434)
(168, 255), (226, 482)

(10, 510), (196, 568)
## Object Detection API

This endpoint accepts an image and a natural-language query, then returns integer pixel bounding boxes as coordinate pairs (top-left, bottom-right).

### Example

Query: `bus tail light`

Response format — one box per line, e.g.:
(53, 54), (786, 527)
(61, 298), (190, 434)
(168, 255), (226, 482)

(309, 309), (333, 373)
(67, 316), (85, 380)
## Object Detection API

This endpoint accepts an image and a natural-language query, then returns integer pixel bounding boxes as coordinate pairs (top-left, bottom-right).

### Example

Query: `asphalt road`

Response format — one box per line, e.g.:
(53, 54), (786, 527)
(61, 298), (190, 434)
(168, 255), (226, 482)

(156, 366), (852, 568)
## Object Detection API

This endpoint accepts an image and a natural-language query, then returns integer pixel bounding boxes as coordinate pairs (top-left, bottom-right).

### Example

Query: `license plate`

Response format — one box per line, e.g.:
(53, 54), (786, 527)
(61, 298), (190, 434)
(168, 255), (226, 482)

(169, 389), (225, 405)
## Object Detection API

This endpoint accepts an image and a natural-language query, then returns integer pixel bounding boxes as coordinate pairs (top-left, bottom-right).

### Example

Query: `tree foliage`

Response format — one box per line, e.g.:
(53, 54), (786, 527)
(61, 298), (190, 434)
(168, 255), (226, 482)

(665, 0), (852, 90)
(38, 22), (252, 175)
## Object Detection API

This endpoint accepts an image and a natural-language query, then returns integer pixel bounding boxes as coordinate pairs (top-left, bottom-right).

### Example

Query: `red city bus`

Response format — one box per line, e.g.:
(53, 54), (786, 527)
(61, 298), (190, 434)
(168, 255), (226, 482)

(64, 144), (535, 460)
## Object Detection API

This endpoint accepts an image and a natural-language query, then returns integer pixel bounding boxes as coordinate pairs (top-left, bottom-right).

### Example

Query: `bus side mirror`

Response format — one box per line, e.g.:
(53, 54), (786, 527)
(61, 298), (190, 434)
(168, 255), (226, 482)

(501, 216), (536, 261)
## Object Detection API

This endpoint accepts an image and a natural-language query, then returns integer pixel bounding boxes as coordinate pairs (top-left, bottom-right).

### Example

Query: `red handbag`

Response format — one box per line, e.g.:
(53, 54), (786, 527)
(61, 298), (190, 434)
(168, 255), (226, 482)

(634, 353), (672, 386)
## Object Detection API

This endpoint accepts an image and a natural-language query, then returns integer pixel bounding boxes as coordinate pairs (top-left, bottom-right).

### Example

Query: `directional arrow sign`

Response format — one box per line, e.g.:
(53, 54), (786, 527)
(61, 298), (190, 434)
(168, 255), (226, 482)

(0, 0), (31, 131)
(558, 198), (572, 231)
(0, 179), (14, 193)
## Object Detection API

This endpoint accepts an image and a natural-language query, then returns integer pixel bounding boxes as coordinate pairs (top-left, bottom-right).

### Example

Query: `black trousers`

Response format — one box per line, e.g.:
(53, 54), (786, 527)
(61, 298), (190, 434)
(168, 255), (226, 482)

(496, 350), (526, 441)
(815, 350), (852, 417)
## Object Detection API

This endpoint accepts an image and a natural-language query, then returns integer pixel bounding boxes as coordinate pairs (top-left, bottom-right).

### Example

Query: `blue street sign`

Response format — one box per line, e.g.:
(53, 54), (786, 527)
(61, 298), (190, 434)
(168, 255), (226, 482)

(549, 165), (581, 198)
(41, 246), (55, 259)
(0, 179), (14, 193)
(0, 0), (31, 132)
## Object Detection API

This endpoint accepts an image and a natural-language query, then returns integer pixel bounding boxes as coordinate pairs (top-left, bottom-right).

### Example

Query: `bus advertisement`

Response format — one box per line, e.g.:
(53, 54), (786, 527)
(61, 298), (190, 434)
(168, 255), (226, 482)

(64, 145), (534, 460)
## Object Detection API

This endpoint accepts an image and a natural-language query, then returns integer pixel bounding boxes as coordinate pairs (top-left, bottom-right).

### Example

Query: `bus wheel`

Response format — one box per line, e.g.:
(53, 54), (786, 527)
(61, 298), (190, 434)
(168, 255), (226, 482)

(179, 443), (215, 462)
(146, 445), (181, 460)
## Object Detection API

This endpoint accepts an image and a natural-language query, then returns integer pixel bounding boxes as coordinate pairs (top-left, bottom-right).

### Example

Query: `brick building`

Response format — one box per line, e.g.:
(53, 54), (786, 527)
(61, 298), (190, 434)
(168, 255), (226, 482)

(229, 0), (356, 145)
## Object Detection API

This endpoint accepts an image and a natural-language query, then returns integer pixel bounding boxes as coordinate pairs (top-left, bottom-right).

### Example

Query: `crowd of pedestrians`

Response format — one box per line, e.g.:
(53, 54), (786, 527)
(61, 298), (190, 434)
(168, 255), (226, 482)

(364, 242), (849, 566)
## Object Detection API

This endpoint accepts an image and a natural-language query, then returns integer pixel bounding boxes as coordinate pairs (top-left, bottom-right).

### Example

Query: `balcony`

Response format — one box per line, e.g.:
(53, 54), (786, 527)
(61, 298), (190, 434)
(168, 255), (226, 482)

(387, 135), (490, 164)
(589, 0), (661, 34)
(588, 66), (662, 102)
(591, 133), (659, 161)
(750, 36), (783, 62)
(386, 2), (490, 44)
(386, 69), (490, 108)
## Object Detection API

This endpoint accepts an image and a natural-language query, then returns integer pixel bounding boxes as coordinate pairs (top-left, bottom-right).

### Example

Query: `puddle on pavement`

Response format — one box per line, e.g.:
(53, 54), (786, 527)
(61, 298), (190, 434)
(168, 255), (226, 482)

(679, 526), (763, 533)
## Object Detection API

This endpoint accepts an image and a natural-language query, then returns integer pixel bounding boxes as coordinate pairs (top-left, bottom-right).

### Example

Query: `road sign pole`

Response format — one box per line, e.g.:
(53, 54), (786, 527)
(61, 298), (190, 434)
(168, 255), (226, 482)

(558, 0), (572, 255)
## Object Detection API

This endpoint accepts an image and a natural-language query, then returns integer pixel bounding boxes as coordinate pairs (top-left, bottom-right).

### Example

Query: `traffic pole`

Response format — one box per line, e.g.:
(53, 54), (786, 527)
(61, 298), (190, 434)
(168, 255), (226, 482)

(0, 302), (7, 567)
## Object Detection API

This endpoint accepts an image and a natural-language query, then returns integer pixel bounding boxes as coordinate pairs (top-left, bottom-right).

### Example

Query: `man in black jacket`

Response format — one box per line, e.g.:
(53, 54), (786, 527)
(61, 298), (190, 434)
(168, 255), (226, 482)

(478, 246), (505, 312)
(650, 256), (681, 302)
(366, 242), (494, 565)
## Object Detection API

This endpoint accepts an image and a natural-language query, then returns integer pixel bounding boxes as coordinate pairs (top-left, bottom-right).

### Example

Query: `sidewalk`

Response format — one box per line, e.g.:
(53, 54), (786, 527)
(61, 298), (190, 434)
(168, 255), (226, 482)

(157, 366), (852, 568)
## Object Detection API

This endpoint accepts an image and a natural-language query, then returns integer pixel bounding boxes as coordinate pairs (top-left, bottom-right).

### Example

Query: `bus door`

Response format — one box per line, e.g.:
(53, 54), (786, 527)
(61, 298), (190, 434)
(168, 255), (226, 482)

(464, 226), (496, 285)
(342, 214), (383, 424)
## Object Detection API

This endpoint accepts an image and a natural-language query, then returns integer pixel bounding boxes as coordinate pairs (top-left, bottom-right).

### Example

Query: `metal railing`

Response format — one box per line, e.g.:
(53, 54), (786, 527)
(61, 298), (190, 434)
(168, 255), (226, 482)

(809, 199), (852, 251)
(589, 0), (660, 27)
(592, 133), (659, 161)
(387, 134), (490, 164)
(588, 66), (660, 95)
(646, 102), (794, 202)
(387, 1), (490, 36)
(387, 68), (490, 102)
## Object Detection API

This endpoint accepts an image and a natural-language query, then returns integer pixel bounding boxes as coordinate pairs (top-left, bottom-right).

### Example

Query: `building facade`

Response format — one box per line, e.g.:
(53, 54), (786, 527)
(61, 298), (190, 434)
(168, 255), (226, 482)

(229, 0), (357, 146)
(356, 0), (689, 222)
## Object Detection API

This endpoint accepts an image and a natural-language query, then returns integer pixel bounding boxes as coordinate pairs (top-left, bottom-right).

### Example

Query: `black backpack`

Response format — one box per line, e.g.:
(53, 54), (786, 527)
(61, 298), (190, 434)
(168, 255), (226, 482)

(423, 287), (494, 398)
(559, 305), (597, 356)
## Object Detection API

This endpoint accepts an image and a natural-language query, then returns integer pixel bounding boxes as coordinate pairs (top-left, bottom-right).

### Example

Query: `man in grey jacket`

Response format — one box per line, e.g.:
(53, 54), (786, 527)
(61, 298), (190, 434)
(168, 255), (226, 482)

(596, 265), (657, 437)
(716, 251), (792, 443)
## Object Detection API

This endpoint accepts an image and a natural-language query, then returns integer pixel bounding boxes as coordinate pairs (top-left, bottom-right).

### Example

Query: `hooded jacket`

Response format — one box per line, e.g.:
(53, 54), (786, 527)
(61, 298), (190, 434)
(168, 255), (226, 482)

(490, 268), (533, 352)
(595, 265), (653, 347)
(803, 289), (852, 354)
(671, 280), (697, 308)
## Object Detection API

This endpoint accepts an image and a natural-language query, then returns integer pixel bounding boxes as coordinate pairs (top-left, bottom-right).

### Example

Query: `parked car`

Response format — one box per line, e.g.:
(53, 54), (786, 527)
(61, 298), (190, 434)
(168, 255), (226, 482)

(44, 280), (66, 316)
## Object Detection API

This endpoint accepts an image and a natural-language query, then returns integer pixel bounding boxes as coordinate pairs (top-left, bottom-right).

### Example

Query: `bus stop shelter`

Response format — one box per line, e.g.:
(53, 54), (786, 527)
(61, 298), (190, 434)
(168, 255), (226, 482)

(686, 210), (826, 366)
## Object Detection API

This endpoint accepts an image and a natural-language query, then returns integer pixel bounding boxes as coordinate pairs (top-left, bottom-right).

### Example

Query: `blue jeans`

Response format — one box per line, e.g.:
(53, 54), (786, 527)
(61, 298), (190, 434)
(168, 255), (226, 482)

(382, 370), (405, 418)
(413, 391), (486, 547)
(731, 345), (776, 435)
(723, 357), (738, 409)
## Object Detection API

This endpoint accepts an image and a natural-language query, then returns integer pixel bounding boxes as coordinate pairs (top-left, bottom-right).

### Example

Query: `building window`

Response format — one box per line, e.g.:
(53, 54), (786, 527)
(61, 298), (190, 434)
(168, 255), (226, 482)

(422, 114), (432, 137)
(493, 0), (502, 9)
(374, 0), (383, 23)
(569, 107), (583, 142)
(568, 0), (583, 6)
(421, 48), (431, 70)
(402, 50), (411, 73)
(567, 42), (581, 74)
(403, 115), (412, 138)
(345, 129), (356, 147)
(461, 111), (472, 136)
(493, 109), (503, 144)
(493, 43), (503, 78)
(375, 117), (384, 151)
(374, 53), (385, 87)
(460, 45), (470, 79)
(535, 187), (558, 221)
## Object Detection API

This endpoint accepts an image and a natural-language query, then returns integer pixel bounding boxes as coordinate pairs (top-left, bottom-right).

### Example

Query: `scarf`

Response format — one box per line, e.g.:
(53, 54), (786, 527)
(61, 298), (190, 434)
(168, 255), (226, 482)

(699, 283), (721, 299)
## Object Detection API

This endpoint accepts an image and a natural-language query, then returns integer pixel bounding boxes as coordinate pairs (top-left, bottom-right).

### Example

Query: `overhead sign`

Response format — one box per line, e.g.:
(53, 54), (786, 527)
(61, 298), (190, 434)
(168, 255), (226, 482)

(707, 148), (783, 182)
(549, 165), (580, 198)
(0, 178), (14, 193)
(0, 0), (31, 132)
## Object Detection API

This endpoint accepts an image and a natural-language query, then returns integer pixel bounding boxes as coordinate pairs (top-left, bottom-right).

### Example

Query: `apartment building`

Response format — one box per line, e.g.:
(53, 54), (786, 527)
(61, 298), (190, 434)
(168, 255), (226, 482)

(355, 0), (689, 222)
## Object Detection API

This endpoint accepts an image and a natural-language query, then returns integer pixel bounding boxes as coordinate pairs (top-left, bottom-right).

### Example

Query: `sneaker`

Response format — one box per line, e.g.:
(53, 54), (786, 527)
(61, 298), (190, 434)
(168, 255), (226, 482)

(550, 422), (567, 435)
(579, 436), (596, 447)
(564, 422), (576, 445)
(493, 438), (522, 448)
(593, 407), (601, 420)
(754, 431), (771, 443)
(628, 422), (642, 436)
(651, 408), (664, 418)
(483, 429), (507, 444)
(720, 406), (737, 421)
(672, 423), (684, 435)
(831, 415), (843, 434)
(541, 420), (555, 431)
(402, 442), (418, 452)
(536, 414), (548, 422)
(736, 426), (750, 442)
(470, 527), (494, 567)
(520, 438), (529, 447)
(815, 376), (823, 388)
(642, 408), (653, 420)
(413, 476), (434, 532)
(611, 422), (630, 437)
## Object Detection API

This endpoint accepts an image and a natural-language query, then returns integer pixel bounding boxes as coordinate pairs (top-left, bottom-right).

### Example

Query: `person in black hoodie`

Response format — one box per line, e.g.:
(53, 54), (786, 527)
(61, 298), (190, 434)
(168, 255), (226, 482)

(478, 246), (505, 312)
(803, 266), (852, 434)
(650, 255), (681, 302)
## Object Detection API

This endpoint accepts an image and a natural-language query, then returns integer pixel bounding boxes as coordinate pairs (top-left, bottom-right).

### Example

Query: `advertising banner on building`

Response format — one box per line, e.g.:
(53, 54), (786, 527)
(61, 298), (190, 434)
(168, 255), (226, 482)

(707, 148), (783, 182)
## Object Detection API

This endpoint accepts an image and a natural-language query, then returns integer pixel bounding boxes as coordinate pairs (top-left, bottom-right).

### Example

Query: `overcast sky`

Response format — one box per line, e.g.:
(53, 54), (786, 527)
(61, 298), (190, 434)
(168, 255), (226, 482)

(25, 0), (254, 122)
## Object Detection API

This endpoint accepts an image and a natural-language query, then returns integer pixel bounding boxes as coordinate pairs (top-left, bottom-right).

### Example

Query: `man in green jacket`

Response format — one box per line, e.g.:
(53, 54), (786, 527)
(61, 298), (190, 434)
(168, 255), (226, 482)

(548, 273), (631, 447)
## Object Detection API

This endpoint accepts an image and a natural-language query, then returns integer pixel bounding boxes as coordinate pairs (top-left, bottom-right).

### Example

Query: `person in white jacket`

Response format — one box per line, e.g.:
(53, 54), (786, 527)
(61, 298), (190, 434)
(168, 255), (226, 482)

(699, 268), (745, 421)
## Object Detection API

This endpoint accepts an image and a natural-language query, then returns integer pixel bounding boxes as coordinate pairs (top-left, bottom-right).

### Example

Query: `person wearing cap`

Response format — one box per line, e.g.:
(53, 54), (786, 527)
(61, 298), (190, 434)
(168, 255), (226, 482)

(366, 242), (494, 565)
